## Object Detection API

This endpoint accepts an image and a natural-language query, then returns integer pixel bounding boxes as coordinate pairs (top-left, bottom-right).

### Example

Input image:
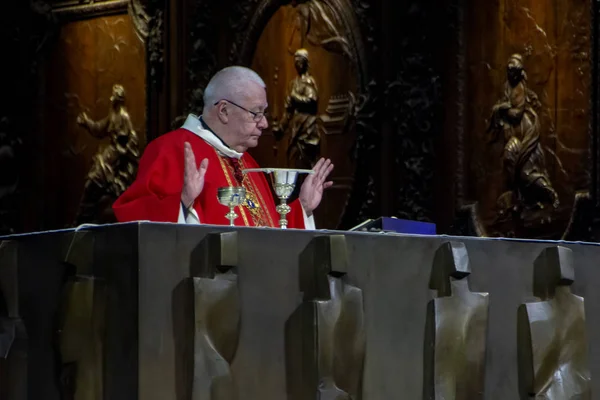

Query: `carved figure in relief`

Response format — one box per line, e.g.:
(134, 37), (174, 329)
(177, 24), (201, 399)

(488, 54), (559, 222)
(288, 0), (352, 60)
(273, 49), (321, 169)
(75, 84), (140, 224)
(517, 246), (590, 399)
(423, 242), (489, 400)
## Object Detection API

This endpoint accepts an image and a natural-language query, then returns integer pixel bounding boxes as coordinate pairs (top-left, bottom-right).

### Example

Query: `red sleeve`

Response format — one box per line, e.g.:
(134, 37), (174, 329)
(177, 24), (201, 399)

(286, 199), (307, 229)
(112, 136), (205, 223)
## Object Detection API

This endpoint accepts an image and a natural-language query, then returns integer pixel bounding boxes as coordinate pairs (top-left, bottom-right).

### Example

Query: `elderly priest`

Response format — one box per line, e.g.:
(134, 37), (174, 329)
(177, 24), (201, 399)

(113, 66), (333, 229)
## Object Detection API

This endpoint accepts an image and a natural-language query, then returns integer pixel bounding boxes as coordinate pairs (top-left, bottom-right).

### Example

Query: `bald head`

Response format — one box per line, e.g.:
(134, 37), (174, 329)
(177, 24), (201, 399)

(203, 66), (266, 110)
(201, 66), (269, 153)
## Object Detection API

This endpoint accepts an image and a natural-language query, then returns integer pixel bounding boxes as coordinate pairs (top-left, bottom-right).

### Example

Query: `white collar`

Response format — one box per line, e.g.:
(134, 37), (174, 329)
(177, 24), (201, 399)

(181, 114), (243, 159)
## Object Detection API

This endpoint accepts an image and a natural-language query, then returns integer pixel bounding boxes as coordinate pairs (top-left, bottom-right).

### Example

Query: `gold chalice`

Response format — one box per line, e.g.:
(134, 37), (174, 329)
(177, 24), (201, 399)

(217, 186), (247, 226)
(242, 168), (314, 229)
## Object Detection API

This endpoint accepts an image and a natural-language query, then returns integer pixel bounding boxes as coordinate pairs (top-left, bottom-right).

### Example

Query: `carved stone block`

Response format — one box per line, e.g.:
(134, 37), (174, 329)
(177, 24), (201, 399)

(0, 240), (27, 399)
(423, 241), (489, 400)
(175, 232), (240, 400)
(57, 231), (106, 400)
(517, 246), (591, 399)
(286, 235), (365, 400)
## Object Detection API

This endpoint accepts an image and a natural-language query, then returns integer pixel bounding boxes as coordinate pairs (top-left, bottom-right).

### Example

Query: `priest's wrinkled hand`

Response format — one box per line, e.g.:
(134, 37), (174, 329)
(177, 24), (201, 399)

(181, 142), (209, 208)
(299, 158), (334, 216)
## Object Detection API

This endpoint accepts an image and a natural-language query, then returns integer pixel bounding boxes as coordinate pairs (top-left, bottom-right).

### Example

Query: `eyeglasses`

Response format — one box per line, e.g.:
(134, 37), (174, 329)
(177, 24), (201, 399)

(215, 99), (268, 122)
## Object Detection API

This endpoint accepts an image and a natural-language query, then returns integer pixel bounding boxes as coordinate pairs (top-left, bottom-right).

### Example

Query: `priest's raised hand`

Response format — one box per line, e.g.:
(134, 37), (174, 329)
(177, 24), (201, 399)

(181, 141), (209, 209)
(299, 158), (334, 216)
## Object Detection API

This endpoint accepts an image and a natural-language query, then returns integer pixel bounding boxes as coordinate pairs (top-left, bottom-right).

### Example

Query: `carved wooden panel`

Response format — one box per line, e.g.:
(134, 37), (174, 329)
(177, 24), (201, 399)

(31, 13), (146, 230)
(454, 0), (592, 239)
(50, 0), (129, 20)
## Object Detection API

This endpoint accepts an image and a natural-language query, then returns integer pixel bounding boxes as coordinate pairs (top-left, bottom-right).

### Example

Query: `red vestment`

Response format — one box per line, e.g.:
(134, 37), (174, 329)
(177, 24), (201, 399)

(112, 127), (306, 228)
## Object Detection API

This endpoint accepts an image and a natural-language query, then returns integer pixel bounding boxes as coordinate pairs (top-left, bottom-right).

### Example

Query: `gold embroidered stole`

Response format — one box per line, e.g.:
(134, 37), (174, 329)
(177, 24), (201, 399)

(217, 155), (276, 227)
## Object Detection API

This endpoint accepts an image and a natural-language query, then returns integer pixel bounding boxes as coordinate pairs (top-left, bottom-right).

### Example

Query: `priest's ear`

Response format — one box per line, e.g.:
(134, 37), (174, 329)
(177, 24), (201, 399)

(215, 100), (230, 124)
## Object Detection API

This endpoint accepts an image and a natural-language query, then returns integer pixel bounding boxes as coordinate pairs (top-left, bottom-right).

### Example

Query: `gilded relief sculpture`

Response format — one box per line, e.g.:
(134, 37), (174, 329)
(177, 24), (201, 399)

(273, 49), (321, 169)
(320, 92), (357, 136)
(286, 235), (365, 400)
(0, 240), (27, 398)
(288, 0), (353, 60)
(423, 242), (489, 400)
(273, 48), (358, 169)
(517, 246), (590, 399)
(488, 54), (559, 226)
(57, 231), (106, 400)
(176, 232), (240, 400)
(74, 84), (140, 225)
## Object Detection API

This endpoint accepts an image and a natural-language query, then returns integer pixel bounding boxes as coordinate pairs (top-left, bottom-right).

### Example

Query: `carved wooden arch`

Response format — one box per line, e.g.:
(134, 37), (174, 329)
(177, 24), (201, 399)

(232, 0), (370, 87)
(128, 0), (151, 41)
(229, 0), (377, 227)
(51, 0), (150, 42)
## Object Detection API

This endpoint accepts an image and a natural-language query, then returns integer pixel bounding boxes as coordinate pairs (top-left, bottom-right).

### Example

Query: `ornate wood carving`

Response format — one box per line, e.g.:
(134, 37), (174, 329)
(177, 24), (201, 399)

(449, 0), (595, 240)
(51, 0), (129, 20)
(74, 84), (140, 226)
(183, 0), (218, 116)
(147, 8), (164, 89)
(340, 80), (378, 227)
(129, 0), (150, 40)
(424, 241), (489, 400)
(286, 235), (365, 400)
(0, 1), (57, 234)
(50, 0), (150, 40)
(385, 2), (442, 224)
(272, 48), (322, 169)
(229, 0), (262, 65)
(338, 0), (379, 226)
(145, 0), (165, 140)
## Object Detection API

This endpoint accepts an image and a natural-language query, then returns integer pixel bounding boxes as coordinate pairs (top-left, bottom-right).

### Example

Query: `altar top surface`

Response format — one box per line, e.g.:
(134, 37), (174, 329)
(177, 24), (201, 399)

(2, 220), (599, 248)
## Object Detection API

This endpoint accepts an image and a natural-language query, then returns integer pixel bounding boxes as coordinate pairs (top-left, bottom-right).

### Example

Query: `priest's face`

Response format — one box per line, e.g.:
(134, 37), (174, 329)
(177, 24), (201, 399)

(228, 82), (269, 152)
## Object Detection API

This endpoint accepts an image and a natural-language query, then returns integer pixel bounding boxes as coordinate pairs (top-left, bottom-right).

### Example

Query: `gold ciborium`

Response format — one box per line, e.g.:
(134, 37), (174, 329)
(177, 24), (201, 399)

(217, 186), (247, 226)
(242, 168), (314, 229)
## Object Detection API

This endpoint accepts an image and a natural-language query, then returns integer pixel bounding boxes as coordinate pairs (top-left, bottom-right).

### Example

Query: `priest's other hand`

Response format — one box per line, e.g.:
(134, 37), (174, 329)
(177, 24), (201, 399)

(299, 158), (334, 216)
(181, 142), (209, 208)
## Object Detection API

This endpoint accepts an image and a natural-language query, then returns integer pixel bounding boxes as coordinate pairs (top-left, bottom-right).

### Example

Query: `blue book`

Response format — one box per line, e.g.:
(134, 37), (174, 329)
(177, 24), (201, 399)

(350, 217), (436, 235)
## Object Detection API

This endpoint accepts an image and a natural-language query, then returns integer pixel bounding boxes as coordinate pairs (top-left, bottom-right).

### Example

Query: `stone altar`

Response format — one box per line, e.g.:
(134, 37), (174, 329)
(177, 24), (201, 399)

(0, 223), (599, 399)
